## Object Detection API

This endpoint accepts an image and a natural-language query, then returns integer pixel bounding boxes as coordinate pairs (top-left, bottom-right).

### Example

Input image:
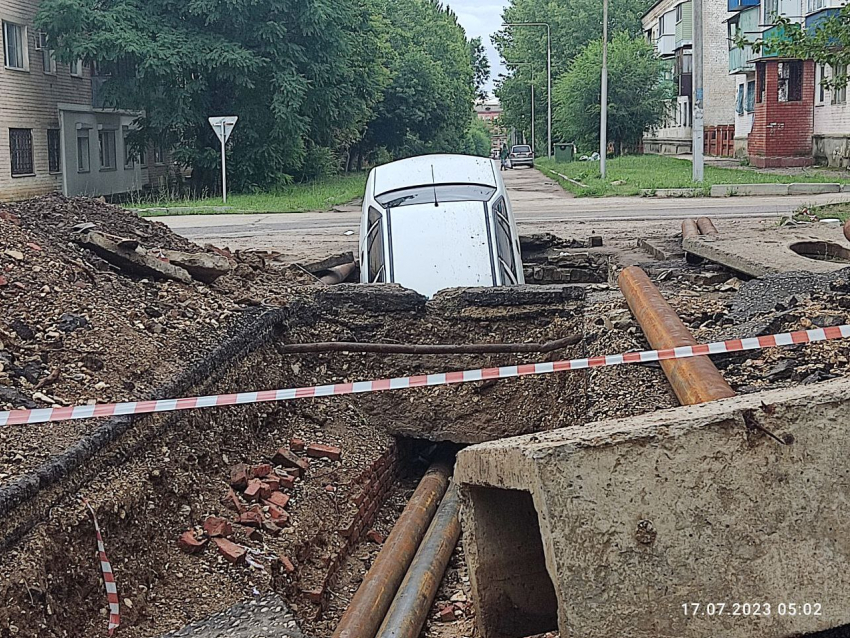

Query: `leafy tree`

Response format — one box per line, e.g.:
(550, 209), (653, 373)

(469, 37), (492, 102)
(36, 0), (391, 191)
(553, 33), (672, 154)
(461, 117), (494, 156)
(364, 0), (476, 158)
(741, 8), (850, 91)
(494, 0), (654, 141)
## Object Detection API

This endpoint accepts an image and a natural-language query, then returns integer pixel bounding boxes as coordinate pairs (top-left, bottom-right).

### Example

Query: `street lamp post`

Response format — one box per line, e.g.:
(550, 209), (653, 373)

(601, 0), (609, 178)
(503, 22), (552, 159)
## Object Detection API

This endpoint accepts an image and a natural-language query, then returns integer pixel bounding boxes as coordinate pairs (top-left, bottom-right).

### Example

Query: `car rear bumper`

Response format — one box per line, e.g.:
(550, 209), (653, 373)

(511, 158), (534, 167)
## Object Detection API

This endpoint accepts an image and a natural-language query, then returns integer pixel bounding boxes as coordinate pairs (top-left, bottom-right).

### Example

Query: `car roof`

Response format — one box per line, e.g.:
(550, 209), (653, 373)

(372, 154), (497, 196)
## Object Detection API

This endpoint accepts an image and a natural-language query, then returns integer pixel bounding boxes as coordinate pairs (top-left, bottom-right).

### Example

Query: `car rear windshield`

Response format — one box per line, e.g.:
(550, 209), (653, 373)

(376, 184), (497, 209)
(512, 146), (532, 153)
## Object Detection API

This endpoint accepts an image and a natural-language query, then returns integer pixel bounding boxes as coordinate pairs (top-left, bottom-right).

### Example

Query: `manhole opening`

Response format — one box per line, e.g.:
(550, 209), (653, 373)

(790, 241), (850, 263)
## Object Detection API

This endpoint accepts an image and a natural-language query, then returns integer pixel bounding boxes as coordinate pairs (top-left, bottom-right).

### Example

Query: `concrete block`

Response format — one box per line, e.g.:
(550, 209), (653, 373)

(710, 183), (791, 197)
(788, 182), (842, 195)
(457, 378), (850, 638)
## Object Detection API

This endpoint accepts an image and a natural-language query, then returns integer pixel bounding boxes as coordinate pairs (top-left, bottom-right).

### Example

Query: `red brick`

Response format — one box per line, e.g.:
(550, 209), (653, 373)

(214, 537), (247, 564)
(251, 463), (272, 479)
(279, 555), (296, 573)
(230, 464), (250, 491)
(203, 516), (233, 538)
(338, 519), (357, 538)
(237, 505), (265, 528)
(272, 447), (309, 473)
(177, 531), (207, 554)
(302, 588), (324, 603)
(437, 605), (456, 623)
(265, 491), (290, 509)
(278, 473), (296, 490)
(262, 520), (283, 536)
(366, 530), (385, 544)
(264, 503), (290, 524)
(244, 479), (266, 501)
(265, 476), (281, 492)
(222, 488), (246, 514)
(290, 437), (306, 452)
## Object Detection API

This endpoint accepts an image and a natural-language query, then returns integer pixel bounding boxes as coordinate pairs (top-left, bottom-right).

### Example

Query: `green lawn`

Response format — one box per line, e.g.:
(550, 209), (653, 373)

(537, 156), (847, 197)
(796, 202), (850, 222)
(134, 172), (367, 216)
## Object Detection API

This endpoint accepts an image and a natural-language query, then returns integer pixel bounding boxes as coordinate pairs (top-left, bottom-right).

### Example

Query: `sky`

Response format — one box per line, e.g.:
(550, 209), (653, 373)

(445, 0), (511, 95)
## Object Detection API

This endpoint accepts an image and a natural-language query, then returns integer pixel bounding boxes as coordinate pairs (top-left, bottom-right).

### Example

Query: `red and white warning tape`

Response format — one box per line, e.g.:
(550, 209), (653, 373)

(84, 499), (120, 635)
(2, 325), (849, 428)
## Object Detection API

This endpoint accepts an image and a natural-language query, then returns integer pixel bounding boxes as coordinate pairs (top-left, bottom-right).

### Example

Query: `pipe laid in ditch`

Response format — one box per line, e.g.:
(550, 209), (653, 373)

(279, 334), (581, 355)
(375, 484), (461, 638)
(333, 460), (452, 638)
(696, 216), (719, 236)
(618, 266), (736, 405)
(682, 219), (700, 240)
(318, 262), (357, 285)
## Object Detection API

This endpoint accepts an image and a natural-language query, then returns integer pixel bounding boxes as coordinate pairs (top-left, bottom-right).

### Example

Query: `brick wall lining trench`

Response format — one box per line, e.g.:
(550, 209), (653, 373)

(0, 286), (590, 637)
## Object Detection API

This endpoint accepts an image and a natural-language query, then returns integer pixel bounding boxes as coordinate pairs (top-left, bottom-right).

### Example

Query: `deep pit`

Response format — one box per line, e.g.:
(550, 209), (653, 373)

(0, 283), (598, 638)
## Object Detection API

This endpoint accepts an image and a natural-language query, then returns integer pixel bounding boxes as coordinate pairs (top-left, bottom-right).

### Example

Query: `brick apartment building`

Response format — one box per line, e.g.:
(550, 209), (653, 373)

(1, 0), (168, 202)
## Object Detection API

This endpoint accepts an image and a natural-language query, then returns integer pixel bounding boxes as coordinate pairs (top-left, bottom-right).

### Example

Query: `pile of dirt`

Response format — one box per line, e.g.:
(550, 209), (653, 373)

(0, 196), (311, 482)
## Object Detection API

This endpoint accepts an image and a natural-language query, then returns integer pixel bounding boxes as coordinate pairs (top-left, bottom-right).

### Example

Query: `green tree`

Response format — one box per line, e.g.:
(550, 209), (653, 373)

(741, 8), (850, 91)
(553, 33), (672, 154)
(37, 0), (391, 191)
(494, 0), (654, 141)
(469, 37), (492, 102)
(363, 0), (475, 158)
(461, 117), (494, 156)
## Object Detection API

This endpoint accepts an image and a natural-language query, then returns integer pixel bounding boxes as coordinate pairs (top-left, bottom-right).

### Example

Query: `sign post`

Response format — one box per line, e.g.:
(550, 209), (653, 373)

(208, 116), (238, 203)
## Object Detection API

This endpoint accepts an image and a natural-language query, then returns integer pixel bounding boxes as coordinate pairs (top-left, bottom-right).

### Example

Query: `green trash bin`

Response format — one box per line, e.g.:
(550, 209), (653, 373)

(554, 143), (575, 163)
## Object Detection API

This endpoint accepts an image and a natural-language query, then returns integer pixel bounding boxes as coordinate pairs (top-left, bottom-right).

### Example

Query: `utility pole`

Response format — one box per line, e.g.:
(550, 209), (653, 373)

(531, 83), (535, 154)
(692, 0), (705, 182)
(503, 22), (552, 158)
(600, 0), (609, 178)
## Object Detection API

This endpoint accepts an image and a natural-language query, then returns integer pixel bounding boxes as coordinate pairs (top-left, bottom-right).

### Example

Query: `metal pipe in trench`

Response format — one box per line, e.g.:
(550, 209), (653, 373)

(375, 485), (461, 638)
(682, 219), (700, 240)
(332, 460), (452, 638)
(696, 217), (718, 236)
(280, 334), (581, 355)
(618, 266), (736, 405)
(318, 262), (357, 285)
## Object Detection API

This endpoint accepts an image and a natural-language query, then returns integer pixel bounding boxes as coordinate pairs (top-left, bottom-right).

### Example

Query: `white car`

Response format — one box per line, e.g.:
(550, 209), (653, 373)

(359, 154), (525, 298)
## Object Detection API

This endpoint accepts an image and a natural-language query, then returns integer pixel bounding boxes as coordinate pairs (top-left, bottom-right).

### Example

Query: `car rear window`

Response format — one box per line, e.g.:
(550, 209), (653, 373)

(512, 146), (532, 153)
(376, 184), (497, 209)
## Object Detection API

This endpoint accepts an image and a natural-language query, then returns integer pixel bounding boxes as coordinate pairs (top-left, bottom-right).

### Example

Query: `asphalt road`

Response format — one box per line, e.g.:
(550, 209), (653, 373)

(159, 167), (850, 260)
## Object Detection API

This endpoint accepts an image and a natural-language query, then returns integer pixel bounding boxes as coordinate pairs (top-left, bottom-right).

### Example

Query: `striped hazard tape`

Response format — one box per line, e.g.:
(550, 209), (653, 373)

(2, 324), (849, 428)
(84, 499), (120, 635)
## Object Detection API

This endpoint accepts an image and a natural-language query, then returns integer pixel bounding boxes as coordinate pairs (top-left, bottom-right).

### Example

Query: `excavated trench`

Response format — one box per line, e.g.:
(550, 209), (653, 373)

(0, 283), (593, 638)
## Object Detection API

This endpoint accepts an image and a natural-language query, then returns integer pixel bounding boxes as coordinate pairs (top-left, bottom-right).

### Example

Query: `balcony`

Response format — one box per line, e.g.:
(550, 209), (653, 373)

(728, 0), (759, 11)
(656, 33), (675, 56)
(729, 44), (756, 73)
(806, 7), (841, 31)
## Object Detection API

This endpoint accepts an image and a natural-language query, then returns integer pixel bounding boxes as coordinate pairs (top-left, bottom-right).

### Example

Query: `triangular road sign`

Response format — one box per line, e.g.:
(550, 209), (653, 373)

(209, 116), (238, 144)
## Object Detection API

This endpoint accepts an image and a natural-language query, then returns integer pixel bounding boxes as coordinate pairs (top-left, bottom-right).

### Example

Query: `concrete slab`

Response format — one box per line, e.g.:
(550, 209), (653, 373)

(711, 183), (791, 197)
(682, 223), (850, 277)
(456, 378), (850, 638)
(788, 183), (842, 195)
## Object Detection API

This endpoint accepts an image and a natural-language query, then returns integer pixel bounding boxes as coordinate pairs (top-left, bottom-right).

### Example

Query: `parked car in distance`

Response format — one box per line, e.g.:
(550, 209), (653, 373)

(360, 154), (525, 298)
(510, 144), (534, 168)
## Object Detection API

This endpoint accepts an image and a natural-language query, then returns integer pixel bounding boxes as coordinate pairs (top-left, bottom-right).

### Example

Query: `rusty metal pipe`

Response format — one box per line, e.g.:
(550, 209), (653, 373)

(618, 266), (735, 405)
(318, 262), (357, 285)
(696, 217), (719, 236)
(682, 219), (700, 239)
(333, 460), (452, 638)
(375, 485), (461, 638)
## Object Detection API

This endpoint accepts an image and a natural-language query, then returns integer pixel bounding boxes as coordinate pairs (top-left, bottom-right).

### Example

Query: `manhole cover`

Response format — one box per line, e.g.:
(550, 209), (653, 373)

(790, 241), (850, 263)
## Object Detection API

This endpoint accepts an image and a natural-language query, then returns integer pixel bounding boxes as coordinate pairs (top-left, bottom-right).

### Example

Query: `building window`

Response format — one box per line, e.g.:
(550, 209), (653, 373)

(36, 32), (55, 74)
(676, 3), (683, 22)
(746, 80), (756, 112)
(9, 129), (34, 176)
(122, 126), (135, 168)
(833, 64), (847, 104)
(3, 22), (27, 71)
(778, 61), (803, 102)
(47, 129), (61, 173)
(816, 64), (826, 104)
(99, 129), (117, 170)
(153, 141), (165, 165)
(77, 130), (91, 173)
(764, 0), (779, 21)
(139, 144), (147, 168)
(70, 59), (83, 77)
(807, 0), (825, 13)
(736, 84), (745, 115)
(757, 64), (766, 103)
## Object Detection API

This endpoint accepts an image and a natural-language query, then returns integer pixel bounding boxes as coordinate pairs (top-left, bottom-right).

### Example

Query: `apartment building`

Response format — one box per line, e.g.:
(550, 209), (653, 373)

(1, 0), (161, 201)
(642, 0), (738, 155)
(727, 0), (848, 166)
